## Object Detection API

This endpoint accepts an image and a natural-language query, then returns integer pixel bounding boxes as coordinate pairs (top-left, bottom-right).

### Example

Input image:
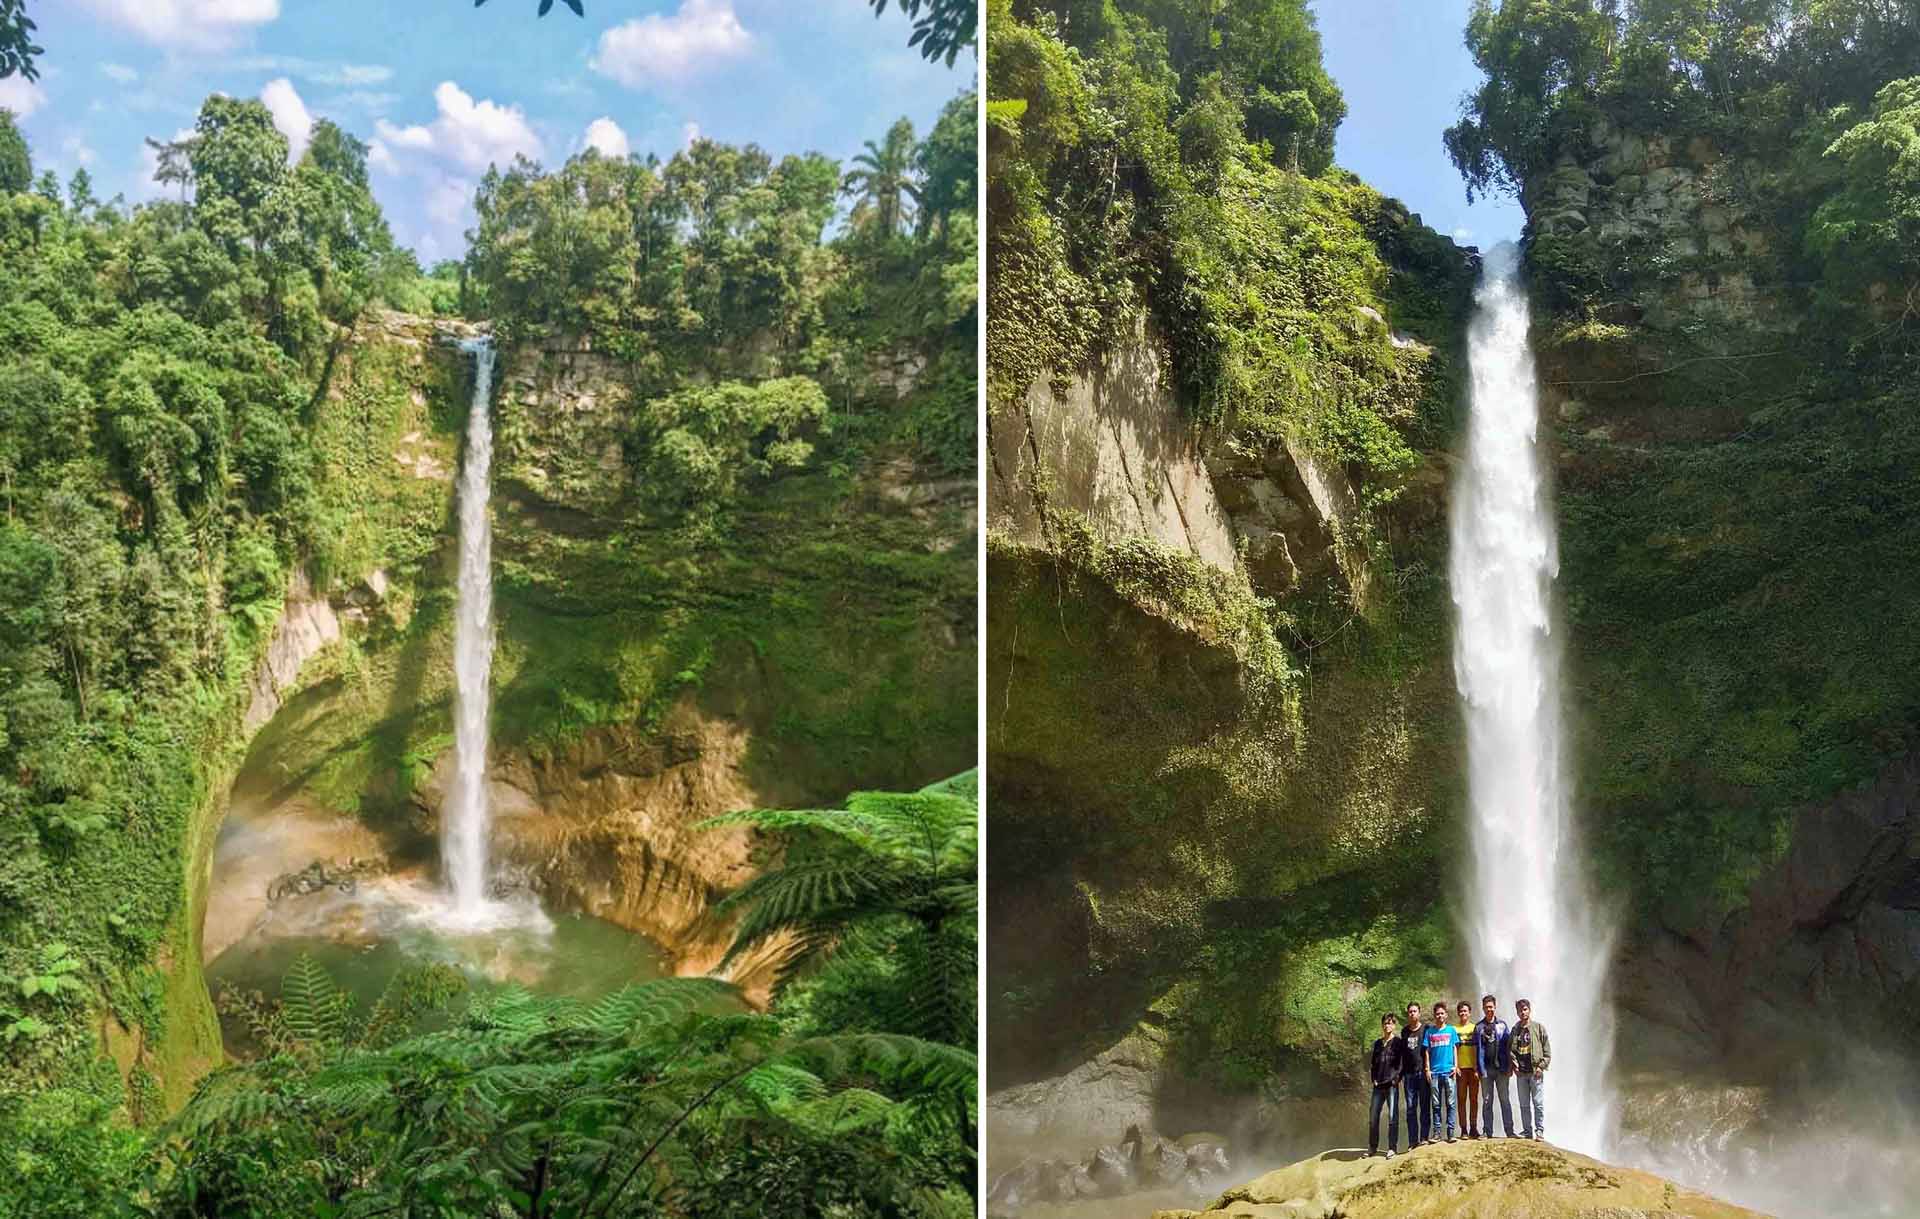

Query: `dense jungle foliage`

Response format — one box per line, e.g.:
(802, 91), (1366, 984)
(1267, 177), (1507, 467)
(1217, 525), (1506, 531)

(985, 0), (1476, 1095)
(16, 775), (978, 1218)
(0, 66), (980, 1213)
(1443, 0), (1920, 920)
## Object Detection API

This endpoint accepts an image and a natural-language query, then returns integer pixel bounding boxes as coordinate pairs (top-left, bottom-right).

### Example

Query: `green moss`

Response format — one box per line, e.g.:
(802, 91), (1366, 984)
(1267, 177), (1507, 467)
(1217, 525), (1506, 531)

(985, 526), (1461, 1087)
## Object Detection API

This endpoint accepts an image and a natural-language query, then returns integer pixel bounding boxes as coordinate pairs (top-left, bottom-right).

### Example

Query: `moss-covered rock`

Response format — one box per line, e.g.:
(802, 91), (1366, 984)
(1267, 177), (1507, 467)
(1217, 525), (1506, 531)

(1155, 1140), (1766, 1219)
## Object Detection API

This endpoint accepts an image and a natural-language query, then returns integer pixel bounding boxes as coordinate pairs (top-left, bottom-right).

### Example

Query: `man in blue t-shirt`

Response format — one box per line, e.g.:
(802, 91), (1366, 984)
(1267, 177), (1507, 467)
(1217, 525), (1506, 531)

(1424, 999), (1461, 1143)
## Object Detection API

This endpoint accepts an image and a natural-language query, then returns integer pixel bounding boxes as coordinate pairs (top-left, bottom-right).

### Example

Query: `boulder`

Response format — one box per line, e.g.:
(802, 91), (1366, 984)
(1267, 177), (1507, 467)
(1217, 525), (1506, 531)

(1164, 1139), (1768, 1219)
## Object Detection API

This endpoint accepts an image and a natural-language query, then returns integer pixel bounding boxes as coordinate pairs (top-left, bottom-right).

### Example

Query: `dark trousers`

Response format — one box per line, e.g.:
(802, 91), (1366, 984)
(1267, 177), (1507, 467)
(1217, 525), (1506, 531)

(1368, 1082), (1401, 1152)
(1403, 1073), (1431, 1145)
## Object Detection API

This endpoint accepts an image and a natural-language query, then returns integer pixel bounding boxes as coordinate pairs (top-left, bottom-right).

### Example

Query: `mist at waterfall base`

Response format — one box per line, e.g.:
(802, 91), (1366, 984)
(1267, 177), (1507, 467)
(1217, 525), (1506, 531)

(1451, 242), (1618, 1158)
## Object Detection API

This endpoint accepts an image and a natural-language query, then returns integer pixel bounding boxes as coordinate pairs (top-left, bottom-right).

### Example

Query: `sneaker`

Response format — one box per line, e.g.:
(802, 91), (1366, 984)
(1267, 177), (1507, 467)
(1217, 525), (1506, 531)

(1446, 1135), (1457, 1144)
(1385, 1149), (1396, 1160)
(1534, 1133), (1546, 1142)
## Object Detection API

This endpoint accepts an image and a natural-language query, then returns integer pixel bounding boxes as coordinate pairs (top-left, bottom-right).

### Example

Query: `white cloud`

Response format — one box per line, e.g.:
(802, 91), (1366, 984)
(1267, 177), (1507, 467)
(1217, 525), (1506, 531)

(0, 75), (46, 119)
(101, 63), (140, 84)
(682, 121), (702, 147)
(75, 0), (280, 51)
(231, 56), (392, 87)
(591, 0), (751, 88)
(260, 77), (313, 162)
(1452, 227), (1474, 242)
(583, 117), (630, 159)
(61, 136), (98, 168)
(371, 81), (542, 176)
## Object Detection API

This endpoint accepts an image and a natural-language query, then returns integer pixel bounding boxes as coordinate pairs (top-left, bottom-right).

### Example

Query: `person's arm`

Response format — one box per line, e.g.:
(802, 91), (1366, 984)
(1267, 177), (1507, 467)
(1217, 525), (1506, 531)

(1538, 1024), (1551, 1072)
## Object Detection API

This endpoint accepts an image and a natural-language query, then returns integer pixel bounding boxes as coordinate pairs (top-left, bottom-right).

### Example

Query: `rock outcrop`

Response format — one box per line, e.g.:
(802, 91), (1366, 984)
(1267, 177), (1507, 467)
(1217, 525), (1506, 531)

(1527, 117), (1785, 331)
(1155, 1141), (1767, 1219)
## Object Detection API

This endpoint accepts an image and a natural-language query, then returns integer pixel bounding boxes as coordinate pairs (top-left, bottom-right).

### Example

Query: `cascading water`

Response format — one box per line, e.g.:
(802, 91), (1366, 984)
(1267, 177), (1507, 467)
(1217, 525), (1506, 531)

(448, 336), (498, 922)
(1450, 243), (1616, 1156)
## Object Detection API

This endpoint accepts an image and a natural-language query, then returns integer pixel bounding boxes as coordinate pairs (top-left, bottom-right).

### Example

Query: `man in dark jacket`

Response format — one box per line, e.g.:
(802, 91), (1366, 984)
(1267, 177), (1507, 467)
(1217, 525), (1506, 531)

(1399, 1001), (1430, 1148)
(1475, 993), (1515, 1138)
(1512, 998), (1552, 1140)
(1367, 1012), (1407, 1157)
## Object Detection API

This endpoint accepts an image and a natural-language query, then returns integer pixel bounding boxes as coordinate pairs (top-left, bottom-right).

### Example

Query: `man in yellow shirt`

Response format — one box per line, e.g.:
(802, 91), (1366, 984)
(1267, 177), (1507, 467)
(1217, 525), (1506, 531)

(1452, 1001), (1481, 1138)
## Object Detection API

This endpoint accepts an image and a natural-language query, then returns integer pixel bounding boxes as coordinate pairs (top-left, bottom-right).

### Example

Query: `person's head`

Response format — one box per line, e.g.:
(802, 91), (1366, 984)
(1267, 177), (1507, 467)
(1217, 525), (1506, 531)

(1381, 1013), (1398, 1038)
(1516, 998), (1532, 1023)
(1404, 1002), (1422, 1027)
(1431, 1000), (1448, 1022)
(1457, 1001), (1472, 1023)
(1482, 994), (1497, 1019)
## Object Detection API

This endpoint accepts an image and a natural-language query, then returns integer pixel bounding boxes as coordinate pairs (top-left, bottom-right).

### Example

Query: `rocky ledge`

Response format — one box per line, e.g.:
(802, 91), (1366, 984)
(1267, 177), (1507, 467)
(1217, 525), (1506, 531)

(1151, 1140), (1768, 1219)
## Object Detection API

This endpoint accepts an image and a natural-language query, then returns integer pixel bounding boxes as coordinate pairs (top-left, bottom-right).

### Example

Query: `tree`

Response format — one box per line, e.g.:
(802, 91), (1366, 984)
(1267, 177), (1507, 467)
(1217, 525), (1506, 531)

(0, 108), (27, 194)
(182, 96), (298, 259)
(0, 0), (39, 81)
(915, 91), (977, 240)
(1444, 0), (1622, 202)
(869, 0), (978, 66)
(844, 117), (921, 238)
(1807, 75), (1920, 308)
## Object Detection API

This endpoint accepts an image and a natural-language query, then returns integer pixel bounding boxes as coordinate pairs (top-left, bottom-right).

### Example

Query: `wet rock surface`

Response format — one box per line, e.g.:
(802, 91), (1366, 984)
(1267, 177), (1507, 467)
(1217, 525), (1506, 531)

(987, 1125), (1235, 1212)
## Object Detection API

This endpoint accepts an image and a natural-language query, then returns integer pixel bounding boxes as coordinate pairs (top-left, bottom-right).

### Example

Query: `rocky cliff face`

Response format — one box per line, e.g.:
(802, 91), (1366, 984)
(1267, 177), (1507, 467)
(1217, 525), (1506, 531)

(986, 207), (1473, 1135)
(1527, 115), (1787, 332)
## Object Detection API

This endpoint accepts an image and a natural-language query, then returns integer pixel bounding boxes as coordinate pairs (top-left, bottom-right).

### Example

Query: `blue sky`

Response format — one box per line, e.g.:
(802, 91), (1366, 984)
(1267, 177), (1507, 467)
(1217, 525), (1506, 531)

(1312, 0), (1525, 249)
(0, 0), (973, 262)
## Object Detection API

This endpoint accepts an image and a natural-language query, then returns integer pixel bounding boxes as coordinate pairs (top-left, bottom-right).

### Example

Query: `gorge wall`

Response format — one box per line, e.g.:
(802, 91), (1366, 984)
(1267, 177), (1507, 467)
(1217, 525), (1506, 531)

(162, 309), (975, 1097)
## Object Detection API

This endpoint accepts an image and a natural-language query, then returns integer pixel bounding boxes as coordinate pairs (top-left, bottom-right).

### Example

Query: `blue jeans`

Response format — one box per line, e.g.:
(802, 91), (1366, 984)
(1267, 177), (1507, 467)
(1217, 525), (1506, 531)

(1484, 1070), (1516, 1136)
(1430, 1070), (1457, 1139)
(1368, 1083), (1400, 1152)
(1518, 1070), (1545, 1136)
(1402, 1074), (1431, 1145)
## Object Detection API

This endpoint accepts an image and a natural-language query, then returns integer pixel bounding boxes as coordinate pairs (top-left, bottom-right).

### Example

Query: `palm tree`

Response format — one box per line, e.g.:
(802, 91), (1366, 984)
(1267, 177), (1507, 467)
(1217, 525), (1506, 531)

(702, 771), (977, 1047)
(842, 118), (922, 239)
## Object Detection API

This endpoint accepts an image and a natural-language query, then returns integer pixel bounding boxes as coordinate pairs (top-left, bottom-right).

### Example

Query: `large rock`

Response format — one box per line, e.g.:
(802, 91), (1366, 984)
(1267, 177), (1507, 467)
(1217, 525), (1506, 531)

(1154, 1140), (1769, 1219)
(988, 326), (1238, 572)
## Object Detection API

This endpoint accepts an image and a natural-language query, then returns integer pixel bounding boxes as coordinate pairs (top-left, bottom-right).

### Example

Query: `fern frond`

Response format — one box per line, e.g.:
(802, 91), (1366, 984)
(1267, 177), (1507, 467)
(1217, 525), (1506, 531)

(282, 952), (350, 1050)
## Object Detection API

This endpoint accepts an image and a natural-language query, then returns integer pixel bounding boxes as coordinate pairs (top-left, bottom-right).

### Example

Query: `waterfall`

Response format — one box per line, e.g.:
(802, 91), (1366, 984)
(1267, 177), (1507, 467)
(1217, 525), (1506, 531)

(1450, 243), (1616, 1155)
(448, 336), (498, 921)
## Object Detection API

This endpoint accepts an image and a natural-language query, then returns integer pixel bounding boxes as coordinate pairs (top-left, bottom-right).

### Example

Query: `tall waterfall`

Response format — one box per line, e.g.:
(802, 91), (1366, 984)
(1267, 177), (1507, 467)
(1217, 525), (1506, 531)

(1450, 243), (1616, 1155)
(448, 336), (498, 921)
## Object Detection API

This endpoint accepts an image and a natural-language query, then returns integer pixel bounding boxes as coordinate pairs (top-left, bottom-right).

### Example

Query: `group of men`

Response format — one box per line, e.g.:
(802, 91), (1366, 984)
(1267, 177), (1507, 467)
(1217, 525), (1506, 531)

(1366, 994), (1551, 1157)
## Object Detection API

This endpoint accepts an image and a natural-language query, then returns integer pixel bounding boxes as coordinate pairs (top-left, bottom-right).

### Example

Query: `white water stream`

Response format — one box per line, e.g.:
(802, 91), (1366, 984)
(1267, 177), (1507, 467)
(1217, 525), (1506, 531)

(449, 336), (500, 923)
(1450, 243), (1616, 1156)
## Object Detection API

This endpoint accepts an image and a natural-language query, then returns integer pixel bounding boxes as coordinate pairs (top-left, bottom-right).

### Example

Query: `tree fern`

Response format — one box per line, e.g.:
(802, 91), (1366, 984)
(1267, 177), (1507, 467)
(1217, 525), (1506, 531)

(701, 772), (978, 1048)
